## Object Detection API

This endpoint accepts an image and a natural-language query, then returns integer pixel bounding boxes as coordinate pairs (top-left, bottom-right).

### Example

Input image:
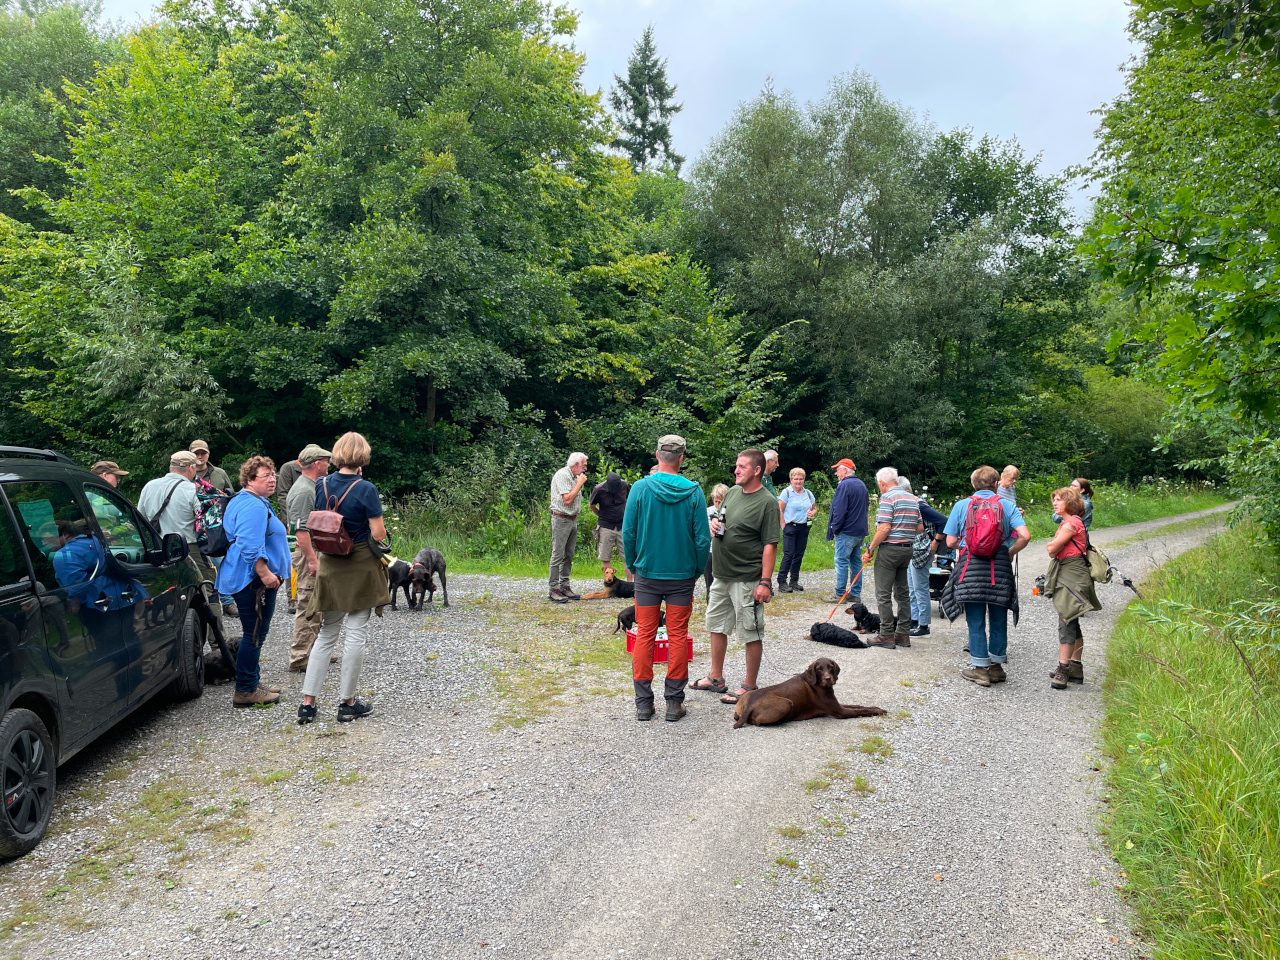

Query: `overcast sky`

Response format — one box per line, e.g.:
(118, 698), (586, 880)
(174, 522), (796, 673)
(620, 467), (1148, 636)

(99, 0), (1136, 217)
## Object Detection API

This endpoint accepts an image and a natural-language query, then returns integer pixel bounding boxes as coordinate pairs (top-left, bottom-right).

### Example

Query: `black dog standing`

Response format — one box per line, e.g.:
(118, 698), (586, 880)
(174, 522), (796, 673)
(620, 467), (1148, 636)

(386, 558), (412, 611)
(409, 548), (449, 608)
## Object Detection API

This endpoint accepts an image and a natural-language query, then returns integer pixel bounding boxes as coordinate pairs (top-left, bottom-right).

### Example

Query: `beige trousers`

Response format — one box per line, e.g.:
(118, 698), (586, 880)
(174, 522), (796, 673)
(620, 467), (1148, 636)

(289, 548), (322, 668)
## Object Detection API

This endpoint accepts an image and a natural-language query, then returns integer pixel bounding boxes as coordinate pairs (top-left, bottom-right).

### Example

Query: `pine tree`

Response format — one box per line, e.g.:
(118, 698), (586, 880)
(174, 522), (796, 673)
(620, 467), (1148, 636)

(608, 26), (684, 173)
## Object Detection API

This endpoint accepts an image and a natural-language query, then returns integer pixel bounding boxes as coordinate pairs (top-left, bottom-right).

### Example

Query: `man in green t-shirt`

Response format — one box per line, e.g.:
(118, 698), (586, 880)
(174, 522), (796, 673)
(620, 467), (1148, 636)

(761, 449), (779, 496)
(690, 448), (779, 706)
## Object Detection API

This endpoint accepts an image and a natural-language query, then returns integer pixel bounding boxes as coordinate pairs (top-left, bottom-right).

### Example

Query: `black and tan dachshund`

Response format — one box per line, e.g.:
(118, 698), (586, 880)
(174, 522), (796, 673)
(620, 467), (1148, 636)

(846, 601), (881, 634)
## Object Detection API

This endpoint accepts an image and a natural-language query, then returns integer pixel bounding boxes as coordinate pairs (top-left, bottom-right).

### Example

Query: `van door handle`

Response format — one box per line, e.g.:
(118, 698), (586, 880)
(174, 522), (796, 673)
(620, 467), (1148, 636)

(93, 595), (111, 610)
(121, 586), (137, 602)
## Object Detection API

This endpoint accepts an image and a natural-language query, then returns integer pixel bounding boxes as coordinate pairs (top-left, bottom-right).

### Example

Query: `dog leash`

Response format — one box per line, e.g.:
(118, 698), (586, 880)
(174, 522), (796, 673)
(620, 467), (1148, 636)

(826, 557), (868, 620)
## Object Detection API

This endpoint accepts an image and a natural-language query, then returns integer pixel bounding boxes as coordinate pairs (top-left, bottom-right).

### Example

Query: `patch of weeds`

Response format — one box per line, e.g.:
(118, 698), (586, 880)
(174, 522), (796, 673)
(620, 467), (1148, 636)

(313, 762), (335, 784)
(856, 736), (893, 760)
(894, 710), (911, 720)
(899, 679), (914, 687)
(338, 771), (362, 785)
(820, 759), (850, 781)
(315, 728), (347, 739)
(776, 825), (806, 839)
(252, 768), (295, 787)
(802, 778), (830, 794)
(775, 856), (799, 869)
(101, 765), (129, 783)
(851, 775), (875, 796)
(0, 900), (44, 939)
(222, 911), (241, 922)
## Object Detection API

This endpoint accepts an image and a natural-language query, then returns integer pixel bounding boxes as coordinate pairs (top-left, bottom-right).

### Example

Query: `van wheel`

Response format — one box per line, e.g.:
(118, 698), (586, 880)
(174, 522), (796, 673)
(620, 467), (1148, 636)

(169, 609), (206, 702)
(0, 709), (56, 858)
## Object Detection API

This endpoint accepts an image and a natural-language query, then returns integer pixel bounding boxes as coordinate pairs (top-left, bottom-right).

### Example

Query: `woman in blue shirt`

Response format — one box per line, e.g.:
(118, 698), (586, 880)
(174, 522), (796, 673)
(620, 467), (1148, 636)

(217, 456), (292, 708)
(776, 468), (817, 592)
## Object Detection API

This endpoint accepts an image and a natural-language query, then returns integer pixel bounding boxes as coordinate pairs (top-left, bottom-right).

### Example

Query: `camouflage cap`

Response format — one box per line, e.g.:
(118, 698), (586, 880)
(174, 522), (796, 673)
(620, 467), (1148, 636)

(90, 461), (129, 477)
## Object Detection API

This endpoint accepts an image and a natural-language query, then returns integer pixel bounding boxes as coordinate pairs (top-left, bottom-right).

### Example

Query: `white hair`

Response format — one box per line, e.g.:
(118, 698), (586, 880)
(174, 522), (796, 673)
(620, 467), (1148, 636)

(566, 452), (587, 469)
(896, 476), (913, 494)
(876, 466), (899, 486)
(763, 449), (778, 462)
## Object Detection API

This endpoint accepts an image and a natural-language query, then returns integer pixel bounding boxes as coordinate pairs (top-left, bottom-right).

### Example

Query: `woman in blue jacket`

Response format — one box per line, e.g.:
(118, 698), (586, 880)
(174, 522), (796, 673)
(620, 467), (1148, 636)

(217, 456), (292, 708)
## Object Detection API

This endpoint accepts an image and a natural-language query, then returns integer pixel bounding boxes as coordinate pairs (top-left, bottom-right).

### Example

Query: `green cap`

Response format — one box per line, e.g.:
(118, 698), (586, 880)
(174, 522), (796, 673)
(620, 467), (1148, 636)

(657, 435), (686, 455)
(298, 443), (332, 465)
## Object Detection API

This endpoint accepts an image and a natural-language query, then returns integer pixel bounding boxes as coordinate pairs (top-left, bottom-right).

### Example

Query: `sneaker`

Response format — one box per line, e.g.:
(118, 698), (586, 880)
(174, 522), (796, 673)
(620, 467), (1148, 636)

(893, 633), (911, 648)
(336, 699), (373, 722)
(910, 620), (918, 629)
(1049, 662), (1071, 690)
(987, 663), (1007, 684)
(664, 701), (686, 723)
(548, 589), (568, 604)
(1068, 660), (1084, 684)
(561, 588), (582, 601)
(867, 634), (896, 649)
(909, 625), (930, 637)
(791, 583), (804, 592)
(636, 703), (655, 721)
(961, 666), (991, 687)
(297, 703), (317, 725)
(233, 686), (280, 707)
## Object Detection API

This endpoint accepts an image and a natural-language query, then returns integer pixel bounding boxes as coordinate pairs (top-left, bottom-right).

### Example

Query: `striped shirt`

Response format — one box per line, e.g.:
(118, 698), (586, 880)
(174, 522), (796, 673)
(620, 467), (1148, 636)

(876, 487), (922, 544)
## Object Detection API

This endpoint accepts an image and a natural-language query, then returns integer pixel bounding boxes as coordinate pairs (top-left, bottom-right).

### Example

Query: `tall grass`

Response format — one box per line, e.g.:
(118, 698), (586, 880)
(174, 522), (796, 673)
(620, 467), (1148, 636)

(1102, 524), (1279, 959)
(384, 478), (1228, 578)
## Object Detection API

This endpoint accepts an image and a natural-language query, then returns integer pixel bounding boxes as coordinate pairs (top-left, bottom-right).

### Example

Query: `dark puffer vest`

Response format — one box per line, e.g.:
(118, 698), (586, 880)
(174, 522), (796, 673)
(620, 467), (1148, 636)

(940, 545), (1021, 626)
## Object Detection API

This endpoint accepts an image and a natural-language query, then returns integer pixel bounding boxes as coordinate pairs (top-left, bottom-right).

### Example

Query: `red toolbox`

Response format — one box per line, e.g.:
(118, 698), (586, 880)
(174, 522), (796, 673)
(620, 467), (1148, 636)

(624, 627), (693, 663)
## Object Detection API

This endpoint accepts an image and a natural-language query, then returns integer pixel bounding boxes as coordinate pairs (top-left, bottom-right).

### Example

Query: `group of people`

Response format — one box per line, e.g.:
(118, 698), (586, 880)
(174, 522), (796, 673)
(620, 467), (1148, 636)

(91, 434), (393, 724)
(548, 440), (1105, 720)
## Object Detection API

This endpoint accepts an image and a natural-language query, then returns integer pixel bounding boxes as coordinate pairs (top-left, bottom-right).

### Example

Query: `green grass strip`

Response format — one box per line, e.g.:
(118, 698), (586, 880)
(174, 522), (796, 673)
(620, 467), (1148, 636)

(1103, 523), (1279, 959)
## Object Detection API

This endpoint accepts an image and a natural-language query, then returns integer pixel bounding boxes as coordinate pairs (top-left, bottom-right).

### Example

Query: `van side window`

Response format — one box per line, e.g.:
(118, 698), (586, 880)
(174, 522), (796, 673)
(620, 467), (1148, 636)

(2, 481), (92, 589)
(84, 485), (152, 562)
(0, 504), (28, 588)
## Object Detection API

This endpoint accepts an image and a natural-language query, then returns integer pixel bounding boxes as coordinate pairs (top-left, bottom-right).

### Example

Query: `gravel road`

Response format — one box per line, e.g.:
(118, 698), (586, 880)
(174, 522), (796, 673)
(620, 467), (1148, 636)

(0, 505), (1232, 959)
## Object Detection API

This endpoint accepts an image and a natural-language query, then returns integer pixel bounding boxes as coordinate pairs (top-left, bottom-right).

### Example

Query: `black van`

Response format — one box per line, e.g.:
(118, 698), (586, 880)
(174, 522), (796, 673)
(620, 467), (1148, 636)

(0, 447), (213, 857)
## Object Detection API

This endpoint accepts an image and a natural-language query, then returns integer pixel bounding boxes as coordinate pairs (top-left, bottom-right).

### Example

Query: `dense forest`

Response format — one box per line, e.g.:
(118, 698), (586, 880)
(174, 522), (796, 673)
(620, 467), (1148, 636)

(0, 0), (1251, 525)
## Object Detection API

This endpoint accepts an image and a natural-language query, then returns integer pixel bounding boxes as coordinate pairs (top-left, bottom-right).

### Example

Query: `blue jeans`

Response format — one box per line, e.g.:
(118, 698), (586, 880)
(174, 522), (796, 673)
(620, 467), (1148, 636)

(833, 534), (864, 598)
(908, 561), (931, 626)
(965, 603), (1007, 667)
(233, 582), (279, 692)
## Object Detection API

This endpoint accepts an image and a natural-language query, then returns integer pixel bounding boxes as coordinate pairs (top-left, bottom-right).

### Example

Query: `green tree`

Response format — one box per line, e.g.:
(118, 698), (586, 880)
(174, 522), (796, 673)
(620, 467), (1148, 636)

(608, 25), (683, 173)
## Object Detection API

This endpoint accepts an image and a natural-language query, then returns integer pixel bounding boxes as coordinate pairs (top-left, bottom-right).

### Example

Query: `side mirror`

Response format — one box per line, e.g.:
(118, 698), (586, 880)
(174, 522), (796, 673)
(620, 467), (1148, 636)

(161, 533), (187, 565)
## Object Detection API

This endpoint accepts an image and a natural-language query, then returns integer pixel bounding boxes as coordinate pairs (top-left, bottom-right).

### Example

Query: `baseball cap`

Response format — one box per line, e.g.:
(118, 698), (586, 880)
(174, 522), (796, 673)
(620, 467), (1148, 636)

(657, 434), (686, 455)
(189, 440), (210, 453)
(90, 461), (129, 477)
(171, 451), (199, 467)
(830, 458), (856, 471)
(298, 443), (332, 465)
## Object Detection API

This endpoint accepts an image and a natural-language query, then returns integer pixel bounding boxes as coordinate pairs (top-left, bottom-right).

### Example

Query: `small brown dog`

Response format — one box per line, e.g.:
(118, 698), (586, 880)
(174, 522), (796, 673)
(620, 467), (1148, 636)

(733, 657), (885, 729)
(583, 567), (636, 601)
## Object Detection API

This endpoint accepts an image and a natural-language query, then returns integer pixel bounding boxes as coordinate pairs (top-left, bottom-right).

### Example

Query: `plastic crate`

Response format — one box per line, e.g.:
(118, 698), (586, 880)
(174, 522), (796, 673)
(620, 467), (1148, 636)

(624, 626), (693, 663)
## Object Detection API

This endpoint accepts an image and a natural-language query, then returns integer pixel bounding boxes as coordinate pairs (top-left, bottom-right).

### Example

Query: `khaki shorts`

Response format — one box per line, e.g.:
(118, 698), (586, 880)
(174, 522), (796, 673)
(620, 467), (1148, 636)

(596, 525), (626, 566)
(706, 578), (765, 644)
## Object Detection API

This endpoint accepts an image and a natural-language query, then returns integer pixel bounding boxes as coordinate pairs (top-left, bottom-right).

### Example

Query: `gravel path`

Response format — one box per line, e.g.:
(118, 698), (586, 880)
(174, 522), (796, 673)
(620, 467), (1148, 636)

(0, 504), (1232, 959)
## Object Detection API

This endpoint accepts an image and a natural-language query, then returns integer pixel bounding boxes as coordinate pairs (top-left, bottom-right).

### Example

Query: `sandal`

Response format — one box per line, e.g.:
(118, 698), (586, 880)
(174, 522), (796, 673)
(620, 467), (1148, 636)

(689, 676), (728, 694)
(720, 684), (757, 705)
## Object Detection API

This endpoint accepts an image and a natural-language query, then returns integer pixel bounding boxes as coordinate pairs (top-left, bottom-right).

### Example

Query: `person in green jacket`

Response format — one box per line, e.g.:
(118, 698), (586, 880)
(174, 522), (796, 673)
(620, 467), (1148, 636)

(621, 435), (711, 723)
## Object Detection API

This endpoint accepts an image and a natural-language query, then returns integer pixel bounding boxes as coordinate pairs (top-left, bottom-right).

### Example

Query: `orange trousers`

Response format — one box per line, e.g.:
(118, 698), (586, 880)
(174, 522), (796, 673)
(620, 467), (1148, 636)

(632, 603), (691, 683)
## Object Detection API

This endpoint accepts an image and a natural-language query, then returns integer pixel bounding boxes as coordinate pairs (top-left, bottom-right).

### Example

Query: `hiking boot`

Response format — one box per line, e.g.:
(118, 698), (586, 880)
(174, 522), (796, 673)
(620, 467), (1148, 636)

(297, 703), (317, 725)
(987, 662), (1007, 684)
(560, 587), (582, 600)
(548, 589), (568, 604)
(961, 666), (991, 687)
(1068, 660), (1084, 684)
(909, 625), (930, 637)
(867, 634), (897, 649)
(894, 633), (911, 648)
(664, 701), (686, 723)
(233, 686), (280, 708)
(1049, 662), (1071, 690)
(791, 583), (804, 592)
(636, 703), (655, 721)
(289, 661), (308, 673)
(825, 594), (845, 603)
(222, 602), (238, 618)
(337, 699), (373, 722)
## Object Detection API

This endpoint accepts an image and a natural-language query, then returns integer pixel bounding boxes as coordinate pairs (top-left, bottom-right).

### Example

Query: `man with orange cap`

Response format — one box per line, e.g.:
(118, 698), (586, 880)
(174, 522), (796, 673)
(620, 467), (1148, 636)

(825, 458), (868, 603)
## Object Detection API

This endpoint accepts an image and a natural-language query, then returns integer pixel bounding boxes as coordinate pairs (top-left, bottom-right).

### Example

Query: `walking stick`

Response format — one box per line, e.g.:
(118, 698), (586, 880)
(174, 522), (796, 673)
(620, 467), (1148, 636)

(827, 555), (869, 621)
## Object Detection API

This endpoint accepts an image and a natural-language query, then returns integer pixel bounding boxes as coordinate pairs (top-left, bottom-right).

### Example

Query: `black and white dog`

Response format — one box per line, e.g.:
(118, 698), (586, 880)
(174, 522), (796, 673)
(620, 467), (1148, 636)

(409, 548), (448, 608)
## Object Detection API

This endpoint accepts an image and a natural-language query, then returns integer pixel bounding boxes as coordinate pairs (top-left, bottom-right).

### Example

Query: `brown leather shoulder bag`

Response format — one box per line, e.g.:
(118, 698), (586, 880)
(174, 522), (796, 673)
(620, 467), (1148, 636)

(307, 476), (361, 556)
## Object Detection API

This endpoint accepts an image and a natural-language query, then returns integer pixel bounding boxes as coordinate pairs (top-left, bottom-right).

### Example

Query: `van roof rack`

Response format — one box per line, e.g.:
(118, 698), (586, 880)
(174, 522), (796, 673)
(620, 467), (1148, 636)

(0, 446), (78, 465)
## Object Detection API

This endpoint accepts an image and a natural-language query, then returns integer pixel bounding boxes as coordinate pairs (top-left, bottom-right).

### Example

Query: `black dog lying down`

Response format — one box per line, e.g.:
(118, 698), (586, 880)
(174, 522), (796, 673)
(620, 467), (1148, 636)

(845, 601), (881, 634)
(808, 621), (869, 649)
(733, 657), (886, 729)
(409, 548), (448, 608)
(614, 605), (666, 633)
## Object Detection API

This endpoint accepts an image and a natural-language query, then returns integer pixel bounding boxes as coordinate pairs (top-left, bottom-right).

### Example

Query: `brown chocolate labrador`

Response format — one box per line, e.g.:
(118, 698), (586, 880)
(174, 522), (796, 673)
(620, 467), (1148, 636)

(733, 657), (886, 729)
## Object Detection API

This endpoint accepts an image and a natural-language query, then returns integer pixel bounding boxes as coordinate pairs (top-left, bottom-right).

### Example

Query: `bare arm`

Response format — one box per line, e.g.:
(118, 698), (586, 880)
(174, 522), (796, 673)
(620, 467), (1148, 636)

(1045, 522), (1073, 558)
(778, 498), (787, 530)
(296, 529), (318, 576)
(1009, 525), (1031, 557)
(561, 474), (587, 505)
(866, 521), (891, 554)
(369, 516), (388, 542)
(755, 543), (778, 603)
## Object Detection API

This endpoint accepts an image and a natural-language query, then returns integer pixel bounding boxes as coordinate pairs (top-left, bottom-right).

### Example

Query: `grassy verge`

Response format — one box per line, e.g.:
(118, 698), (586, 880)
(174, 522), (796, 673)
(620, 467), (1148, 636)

(1102, 523), (1279, 959)
(1022, 484), (1227, 541)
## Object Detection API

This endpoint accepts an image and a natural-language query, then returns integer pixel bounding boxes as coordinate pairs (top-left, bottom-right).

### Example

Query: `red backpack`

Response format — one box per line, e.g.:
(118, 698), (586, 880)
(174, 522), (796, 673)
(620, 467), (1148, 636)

(964, 496), (1005, 559)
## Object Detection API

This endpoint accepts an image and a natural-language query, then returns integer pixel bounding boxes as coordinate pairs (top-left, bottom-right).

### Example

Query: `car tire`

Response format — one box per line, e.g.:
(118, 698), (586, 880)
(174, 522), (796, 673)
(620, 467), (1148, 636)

(0, 709), (56, 859)
(168, 609), (206, 702)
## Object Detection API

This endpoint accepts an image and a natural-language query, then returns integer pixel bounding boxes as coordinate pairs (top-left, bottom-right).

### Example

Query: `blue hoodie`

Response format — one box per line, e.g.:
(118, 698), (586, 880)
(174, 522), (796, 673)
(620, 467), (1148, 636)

(622, 473), (712, 581)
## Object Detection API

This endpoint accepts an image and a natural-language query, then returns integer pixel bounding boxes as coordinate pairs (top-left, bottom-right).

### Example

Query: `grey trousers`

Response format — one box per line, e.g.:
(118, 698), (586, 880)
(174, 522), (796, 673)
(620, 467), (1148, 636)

(548, 515), (578, 591)
(874, 542), (914, 635)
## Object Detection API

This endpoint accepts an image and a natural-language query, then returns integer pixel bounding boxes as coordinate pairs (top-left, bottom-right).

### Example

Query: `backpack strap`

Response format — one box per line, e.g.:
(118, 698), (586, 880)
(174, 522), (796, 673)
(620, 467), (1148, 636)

(149, 475), (185, 528)
(322, 475), (362, 512)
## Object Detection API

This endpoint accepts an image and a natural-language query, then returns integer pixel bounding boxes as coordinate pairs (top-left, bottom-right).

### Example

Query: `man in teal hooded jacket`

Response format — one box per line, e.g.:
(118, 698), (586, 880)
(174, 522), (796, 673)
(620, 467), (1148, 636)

(622, 435), (712, 723)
